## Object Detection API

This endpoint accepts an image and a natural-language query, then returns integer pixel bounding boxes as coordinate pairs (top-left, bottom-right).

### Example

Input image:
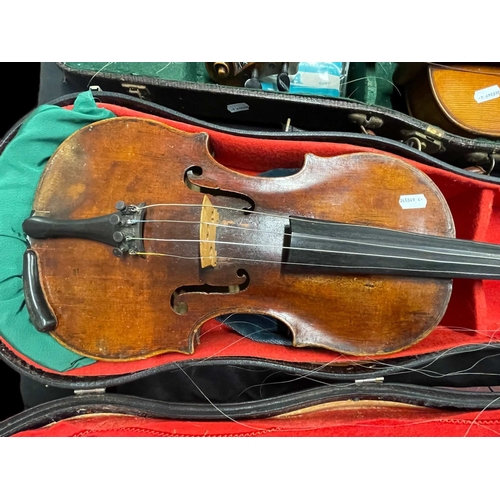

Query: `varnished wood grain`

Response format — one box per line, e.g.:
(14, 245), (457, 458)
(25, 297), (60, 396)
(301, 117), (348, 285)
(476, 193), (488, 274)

(29, 117), (455, 360)
(406, 64), (500, 138)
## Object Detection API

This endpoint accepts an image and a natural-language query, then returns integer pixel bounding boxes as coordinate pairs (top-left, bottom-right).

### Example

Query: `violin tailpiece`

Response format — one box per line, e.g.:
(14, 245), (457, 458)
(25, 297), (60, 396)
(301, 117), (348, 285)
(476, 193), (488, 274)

(22, 202), (148, 259)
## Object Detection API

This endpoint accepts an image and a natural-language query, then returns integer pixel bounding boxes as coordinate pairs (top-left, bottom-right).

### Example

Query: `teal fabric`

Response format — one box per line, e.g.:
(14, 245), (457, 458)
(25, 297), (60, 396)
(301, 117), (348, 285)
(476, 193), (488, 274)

(0, 91), (116, 371)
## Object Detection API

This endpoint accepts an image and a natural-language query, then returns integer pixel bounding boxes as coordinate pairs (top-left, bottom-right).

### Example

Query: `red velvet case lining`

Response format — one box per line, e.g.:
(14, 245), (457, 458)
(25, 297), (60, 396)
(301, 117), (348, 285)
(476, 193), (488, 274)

(8, 102), (500, 377)
(12, 405), (500, 437)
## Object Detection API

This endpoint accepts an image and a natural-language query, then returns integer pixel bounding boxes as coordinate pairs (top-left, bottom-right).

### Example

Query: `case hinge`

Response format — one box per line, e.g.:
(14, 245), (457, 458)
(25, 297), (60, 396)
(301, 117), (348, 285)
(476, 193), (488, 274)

(120, 83), (151, 100)
(354, 377), (384, 385)
(74, 388), (106, 395)
(401, 125), (445, 155)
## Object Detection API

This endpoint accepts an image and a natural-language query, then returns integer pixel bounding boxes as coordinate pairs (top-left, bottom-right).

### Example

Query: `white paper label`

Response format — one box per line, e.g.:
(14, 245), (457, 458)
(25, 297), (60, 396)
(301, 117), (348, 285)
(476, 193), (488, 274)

(474, 85), (500, 104)
(295, 72), (341, 90)
(399, 194), (427, 209)
(227, 102), (249, 113)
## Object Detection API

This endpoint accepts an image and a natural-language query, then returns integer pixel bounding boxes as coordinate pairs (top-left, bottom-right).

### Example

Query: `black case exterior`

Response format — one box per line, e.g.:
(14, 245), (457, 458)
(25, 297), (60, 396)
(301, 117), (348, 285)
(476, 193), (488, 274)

(1, 86), (500, 432)
(53, 62), (500, 175)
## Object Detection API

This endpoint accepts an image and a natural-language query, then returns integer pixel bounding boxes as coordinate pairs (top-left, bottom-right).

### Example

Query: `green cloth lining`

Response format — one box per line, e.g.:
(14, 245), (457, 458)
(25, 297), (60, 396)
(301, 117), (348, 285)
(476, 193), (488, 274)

(0, 91), (116, 372)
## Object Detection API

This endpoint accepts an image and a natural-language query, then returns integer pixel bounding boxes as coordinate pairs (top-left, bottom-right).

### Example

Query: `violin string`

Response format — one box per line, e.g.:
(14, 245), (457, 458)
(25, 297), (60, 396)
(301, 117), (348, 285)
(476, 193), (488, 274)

(158, 313), (500, 434)
(193, 315), (280, 362)
(239, 348), (500, 436)
(135, 203), (289, 221)
(343, 76), (402, 97)
(272, 331), (499, 382)
(171, 323), (438, 433)
(197, 315), (500, 386)
(187, 315), (356, 389)
(87, 62), (115, 88)
(463, 394), (500, 437)
(255, 345), (500, 386)
(167, 319), (368, 431)
(132, 234), (500, 267)
(133, 217), (500, 261)
(133, 219), (285, 237)
(98, 208), (500, 430)
(130, 205), (500, 263)
(170, 360), (271, 432)
(171, 342), (500, 436)
(283, 410), (500, 437)
(138, 202), (451, 233)
(127, 205), (500, 380)
(197, 315), (356, 399)
(131, 247), (500, 277)
(344, 343), (500, 380)
(156, 303), (500, 434)
(185, 313), (500, 384)
(349, 328), (500, 377)
(136, 202), (445, 231)
(195, 316), (349, 386)
(468, 421), (500, 437)
(257, 400), (500, 437)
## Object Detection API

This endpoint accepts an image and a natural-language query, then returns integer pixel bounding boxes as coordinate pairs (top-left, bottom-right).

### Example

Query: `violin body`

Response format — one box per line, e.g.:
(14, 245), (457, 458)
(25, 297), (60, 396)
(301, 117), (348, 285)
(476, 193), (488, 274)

(24, 117), (462, 361)
(403, 63), (500, 138)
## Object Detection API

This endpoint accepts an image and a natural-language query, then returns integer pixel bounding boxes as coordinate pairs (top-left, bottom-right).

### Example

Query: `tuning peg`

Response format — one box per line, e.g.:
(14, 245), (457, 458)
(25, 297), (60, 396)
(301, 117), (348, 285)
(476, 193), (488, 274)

(277, 63), (290, 92)
(244, 67), (262, 89)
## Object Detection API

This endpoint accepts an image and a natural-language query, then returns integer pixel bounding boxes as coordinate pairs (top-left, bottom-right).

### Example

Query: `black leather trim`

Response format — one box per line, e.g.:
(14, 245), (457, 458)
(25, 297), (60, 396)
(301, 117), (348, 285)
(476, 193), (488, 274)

(1, 383), (500, 436)
(1, 336), (499, 390)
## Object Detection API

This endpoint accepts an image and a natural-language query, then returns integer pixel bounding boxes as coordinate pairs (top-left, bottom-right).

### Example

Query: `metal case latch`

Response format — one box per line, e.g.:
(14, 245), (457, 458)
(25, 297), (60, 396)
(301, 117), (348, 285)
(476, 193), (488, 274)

(121, 83), (151, 100)
(401, 125), (445, 155)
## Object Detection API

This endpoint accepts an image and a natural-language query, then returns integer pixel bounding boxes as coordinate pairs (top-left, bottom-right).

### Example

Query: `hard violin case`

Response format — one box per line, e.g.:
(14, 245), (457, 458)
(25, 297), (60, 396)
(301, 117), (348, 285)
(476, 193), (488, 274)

(1, 62), (500, 437)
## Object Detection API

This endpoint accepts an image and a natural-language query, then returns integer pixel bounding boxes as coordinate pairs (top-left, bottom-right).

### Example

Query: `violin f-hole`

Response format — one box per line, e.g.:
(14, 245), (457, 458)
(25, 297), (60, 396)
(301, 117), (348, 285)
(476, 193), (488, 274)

(184, 166), (255, 212)
(170, 269), (250, 315)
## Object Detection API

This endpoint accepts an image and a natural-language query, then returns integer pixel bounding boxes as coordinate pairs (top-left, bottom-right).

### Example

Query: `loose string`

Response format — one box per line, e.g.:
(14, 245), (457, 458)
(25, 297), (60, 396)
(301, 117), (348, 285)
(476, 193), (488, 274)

(112, 204), (500, 432)
(180, 315), (500, 392)
(180, 313), (500, 386)
(166, 207), (500, 432)
(171, 345), (500, 436)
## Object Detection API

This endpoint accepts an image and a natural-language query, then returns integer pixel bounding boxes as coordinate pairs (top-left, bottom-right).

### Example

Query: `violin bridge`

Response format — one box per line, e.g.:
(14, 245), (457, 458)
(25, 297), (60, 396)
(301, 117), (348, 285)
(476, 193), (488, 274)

(199, 195), (219, 268)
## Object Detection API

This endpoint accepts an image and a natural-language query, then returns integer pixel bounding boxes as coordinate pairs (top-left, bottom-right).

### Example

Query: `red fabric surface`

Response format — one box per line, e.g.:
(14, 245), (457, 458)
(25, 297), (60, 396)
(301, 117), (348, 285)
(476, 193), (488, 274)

(12, 102), (500, 377)
(13, 406), (500, 437)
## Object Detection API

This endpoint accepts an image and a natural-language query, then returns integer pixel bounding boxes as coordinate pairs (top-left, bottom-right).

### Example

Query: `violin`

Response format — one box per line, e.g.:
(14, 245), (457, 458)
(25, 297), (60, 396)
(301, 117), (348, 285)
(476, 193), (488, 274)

(22, 117), (500, 361)
(395, 63), (500, 138)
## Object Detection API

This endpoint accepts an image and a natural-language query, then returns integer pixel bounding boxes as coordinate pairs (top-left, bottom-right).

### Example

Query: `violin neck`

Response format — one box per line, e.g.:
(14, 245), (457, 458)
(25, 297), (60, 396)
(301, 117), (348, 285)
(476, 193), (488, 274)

(285, 217), (500, 279)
